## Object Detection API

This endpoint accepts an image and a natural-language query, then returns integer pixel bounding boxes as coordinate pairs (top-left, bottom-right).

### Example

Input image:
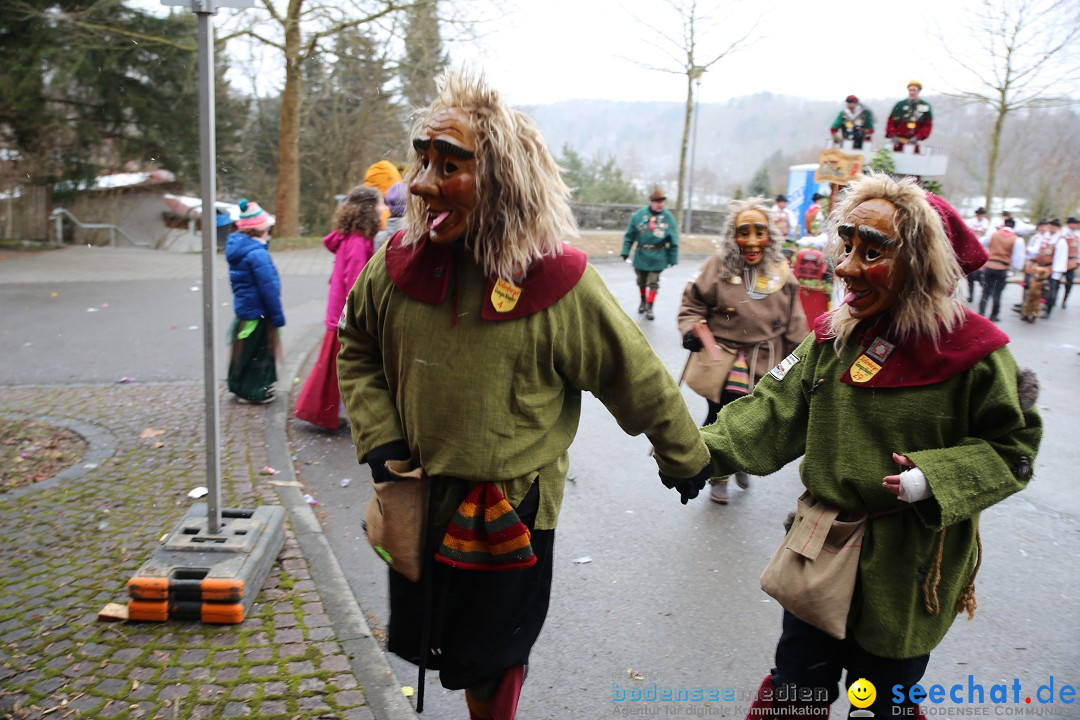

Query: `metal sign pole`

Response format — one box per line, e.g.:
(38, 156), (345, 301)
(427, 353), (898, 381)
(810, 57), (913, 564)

(128, 0), (283, 628)
(164, 0), (254, 532)
(194, 0), (222, 535)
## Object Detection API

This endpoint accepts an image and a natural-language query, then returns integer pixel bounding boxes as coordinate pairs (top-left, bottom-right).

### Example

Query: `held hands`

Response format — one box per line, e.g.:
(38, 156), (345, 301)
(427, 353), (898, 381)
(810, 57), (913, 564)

(682, 330), (704, 352)
(660, 463), (712, 505)
(883, 452), (930, 503)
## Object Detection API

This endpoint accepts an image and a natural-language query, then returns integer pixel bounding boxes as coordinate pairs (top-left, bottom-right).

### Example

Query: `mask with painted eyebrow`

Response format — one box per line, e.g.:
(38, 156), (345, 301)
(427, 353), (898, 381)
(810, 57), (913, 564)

(432, 138), (475, 160)
(736, 223), (768, 234)
(412, 137), (430, 153)
(858, 226), (897, 246)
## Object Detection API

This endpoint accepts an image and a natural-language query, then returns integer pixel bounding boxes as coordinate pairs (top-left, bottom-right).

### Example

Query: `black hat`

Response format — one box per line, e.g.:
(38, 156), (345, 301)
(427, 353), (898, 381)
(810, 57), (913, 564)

(775, 194), (787, 203)
(1038, 219), (1049, 225)
(975, 207), (986, 215)
(1067, 217), (1079, 224)
(1049, 218), (1062, 227)
(812, 192), (824, 201)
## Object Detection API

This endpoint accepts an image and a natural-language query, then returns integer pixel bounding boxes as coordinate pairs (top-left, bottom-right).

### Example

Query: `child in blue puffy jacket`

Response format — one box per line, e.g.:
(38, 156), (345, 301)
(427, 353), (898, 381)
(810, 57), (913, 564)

(224, 199), (285, 403)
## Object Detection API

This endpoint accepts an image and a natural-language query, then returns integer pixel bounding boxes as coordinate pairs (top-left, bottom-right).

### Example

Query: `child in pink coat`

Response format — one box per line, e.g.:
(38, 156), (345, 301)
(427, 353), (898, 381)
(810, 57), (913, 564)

(295, 185), (383, 428)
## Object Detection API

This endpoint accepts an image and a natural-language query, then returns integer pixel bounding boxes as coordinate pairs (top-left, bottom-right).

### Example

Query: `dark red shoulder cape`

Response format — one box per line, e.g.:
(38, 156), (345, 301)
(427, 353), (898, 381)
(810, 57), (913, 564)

(384, 230), (588, 321)
(813, 309), (1009, 388)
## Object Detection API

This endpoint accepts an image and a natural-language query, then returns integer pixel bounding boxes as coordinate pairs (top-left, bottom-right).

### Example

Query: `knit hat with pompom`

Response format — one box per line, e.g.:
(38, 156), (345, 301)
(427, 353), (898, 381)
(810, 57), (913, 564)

(236, 199), (274, 232)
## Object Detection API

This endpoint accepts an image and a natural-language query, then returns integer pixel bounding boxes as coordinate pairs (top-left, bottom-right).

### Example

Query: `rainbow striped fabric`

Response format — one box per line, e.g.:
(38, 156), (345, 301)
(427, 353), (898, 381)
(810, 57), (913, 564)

(723, 351), (751, 396)
(436, 483), (536, 571)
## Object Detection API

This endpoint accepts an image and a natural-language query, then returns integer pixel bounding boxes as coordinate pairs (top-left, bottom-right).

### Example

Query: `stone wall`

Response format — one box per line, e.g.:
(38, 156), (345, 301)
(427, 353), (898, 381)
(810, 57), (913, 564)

(570, 202), (727, 235)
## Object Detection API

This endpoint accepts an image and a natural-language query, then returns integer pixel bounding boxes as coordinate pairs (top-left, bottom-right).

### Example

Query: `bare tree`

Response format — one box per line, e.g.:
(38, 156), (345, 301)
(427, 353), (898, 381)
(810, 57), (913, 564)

(221, 0), (420, 237)
(939, 0), (1080, 213)
(628, 0), (758, 221)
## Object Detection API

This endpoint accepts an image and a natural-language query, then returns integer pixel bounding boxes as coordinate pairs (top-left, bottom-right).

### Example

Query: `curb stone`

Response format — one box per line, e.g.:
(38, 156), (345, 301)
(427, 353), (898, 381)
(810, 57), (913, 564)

(270, 325), (418, 720)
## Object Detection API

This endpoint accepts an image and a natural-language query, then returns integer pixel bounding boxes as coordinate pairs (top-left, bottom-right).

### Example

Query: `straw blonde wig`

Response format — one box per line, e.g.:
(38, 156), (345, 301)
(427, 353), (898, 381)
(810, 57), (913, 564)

(826, 173), (964, 351)
(402, 70), (578, 280)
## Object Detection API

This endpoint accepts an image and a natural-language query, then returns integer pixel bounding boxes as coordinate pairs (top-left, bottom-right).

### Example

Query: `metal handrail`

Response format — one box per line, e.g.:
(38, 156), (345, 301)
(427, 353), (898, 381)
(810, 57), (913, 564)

(49, 207), (148, 248)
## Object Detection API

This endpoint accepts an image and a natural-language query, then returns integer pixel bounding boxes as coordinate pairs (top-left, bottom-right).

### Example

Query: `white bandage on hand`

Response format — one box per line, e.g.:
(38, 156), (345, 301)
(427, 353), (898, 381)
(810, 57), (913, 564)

(898, 467), (931, 503)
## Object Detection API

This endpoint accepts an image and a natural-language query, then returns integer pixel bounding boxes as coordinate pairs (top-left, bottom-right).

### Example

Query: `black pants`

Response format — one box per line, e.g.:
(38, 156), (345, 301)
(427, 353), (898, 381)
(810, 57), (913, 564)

(387, 481), (553, 690)
(979, 268), (1008, 319)
(772, 611), (930, 717)
(967, 269), (985, 301)
(1063, 269), (1075, 307)
(1044, 278), (1060, 317)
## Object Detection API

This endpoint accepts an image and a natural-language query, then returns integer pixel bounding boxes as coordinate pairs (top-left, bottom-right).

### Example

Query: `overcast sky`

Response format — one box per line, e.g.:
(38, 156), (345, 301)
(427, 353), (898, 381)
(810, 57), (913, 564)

(152, 0), (1079, 106)
(449, 0), (986, 105)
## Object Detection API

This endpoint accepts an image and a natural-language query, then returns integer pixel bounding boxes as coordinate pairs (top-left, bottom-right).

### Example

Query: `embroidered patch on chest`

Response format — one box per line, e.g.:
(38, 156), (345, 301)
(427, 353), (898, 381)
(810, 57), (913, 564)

(865, 337), (895, 363)
(491, 278), (522, 313)
(849, 355), (882, 383)
(769, 352), (800, 381)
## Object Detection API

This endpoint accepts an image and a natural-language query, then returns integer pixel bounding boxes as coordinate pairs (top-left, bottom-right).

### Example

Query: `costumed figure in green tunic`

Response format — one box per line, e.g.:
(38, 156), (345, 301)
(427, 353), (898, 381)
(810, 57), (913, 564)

(621, 186), (680, 320)
(700, 173), (1042, 719)
(337, 70), (711, 720)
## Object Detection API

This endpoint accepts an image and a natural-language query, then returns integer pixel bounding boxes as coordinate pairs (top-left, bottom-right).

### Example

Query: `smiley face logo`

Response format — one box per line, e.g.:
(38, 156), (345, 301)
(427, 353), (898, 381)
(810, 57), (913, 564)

(848, 678), (877, 708)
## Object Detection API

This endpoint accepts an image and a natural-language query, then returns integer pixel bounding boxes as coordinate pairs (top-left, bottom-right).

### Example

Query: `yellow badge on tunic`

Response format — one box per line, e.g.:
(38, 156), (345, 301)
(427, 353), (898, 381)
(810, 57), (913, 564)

(849, 355), (882, 383)
(491, 278), (522, 313)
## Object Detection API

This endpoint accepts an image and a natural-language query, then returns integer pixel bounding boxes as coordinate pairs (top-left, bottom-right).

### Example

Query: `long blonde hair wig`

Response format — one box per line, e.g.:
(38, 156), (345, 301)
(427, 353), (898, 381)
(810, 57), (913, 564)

(401, 70), (579, 280)
(716, 197), (787, 279)
(826, 172), (964, 351)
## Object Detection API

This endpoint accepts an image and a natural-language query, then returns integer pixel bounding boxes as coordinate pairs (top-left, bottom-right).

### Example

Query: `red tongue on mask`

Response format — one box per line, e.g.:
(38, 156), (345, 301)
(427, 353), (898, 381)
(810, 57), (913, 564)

(431, 210), (450, 229)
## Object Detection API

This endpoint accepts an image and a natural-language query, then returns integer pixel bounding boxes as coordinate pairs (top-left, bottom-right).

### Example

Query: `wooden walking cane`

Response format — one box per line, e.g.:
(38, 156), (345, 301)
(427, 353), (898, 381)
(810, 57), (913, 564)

(415, 476), (439, 713)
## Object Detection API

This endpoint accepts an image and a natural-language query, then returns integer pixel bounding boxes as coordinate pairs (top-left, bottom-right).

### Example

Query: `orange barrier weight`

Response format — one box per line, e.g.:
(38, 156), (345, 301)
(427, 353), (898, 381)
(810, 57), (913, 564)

(128, 599), (169, 622)
(127, 577), (169, 600)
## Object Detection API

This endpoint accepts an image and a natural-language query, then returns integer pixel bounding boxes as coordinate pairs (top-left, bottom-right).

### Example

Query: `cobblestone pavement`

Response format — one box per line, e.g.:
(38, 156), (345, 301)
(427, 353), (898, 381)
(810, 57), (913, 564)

(0, 384), (374, 720)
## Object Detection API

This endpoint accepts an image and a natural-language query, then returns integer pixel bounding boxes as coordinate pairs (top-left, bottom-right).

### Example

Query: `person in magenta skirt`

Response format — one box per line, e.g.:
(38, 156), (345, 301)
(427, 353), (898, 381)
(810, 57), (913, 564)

(295, 185), (384, 429)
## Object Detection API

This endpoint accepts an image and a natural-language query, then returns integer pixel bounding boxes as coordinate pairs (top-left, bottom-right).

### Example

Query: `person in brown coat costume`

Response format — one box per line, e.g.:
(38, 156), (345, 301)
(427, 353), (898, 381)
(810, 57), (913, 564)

(678, 197), (809, 504)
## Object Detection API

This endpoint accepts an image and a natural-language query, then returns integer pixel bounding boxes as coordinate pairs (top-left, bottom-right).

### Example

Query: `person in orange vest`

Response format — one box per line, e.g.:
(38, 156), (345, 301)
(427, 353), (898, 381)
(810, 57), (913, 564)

(1060, 217), (1079, 309)
(978, 217), (1024, 321)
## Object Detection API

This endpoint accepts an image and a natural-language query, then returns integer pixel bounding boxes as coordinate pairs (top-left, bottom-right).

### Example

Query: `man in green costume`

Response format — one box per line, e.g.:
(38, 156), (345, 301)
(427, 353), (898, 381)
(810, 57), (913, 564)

(337, 70), (710, 720)
(701, 173), (1042, 719)
(621, 186), (680, 320)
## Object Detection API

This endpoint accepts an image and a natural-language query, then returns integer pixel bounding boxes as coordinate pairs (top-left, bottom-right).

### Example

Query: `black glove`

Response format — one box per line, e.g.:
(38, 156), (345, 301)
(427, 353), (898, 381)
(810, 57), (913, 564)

(660, 463), (712, 505)
(365, 440), (410, 484)
(621, 255), (629, 261)
(682, 330), (704, 352)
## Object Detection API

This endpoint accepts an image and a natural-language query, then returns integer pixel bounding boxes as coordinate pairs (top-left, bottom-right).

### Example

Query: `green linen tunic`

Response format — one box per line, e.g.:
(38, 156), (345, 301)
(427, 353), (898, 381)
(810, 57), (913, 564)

(622, 207), (679, 272)
(338, 244), (710, 530)
(701, 333), (1041, 658)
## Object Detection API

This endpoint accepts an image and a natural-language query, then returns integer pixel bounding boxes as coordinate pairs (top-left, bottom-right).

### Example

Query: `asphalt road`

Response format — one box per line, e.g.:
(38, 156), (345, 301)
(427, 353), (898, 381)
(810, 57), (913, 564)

(3, 248), (1076, 719)
(287, 260), (1080, 720)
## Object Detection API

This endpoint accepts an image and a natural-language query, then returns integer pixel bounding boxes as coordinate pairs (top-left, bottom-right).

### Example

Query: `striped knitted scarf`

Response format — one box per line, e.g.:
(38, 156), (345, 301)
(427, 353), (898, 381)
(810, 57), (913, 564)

(436, 483), (536, 571)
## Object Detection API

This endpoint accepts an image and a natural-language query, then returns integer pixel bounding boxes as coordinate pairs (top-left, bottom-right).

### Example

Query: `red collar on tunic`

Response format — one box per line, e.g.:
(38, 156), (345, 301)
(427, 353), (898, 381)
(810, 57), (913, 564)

(383, 229), (587, 321)
(813, 308), (1009, 388)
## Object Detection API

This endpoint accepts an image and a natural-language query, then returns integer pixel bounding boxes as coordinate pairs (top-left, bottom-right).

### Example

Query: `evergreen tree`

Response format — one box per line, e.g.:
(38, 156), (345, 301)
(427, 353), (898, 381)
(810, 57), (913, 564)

(557, 146), (638, 204)
(297, 29), (404, 233)
(748, 162), (771, 198)
(2, 2), (246, 196)
(399, 0), (447, 112)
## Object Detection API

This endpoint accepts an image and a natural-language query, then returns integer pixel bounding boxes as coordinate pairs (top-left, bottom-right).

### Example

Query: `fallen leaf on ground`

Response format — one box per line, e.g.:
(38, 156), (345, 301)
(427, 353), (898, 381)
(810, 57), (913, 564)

(140, 428), (165, 439)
